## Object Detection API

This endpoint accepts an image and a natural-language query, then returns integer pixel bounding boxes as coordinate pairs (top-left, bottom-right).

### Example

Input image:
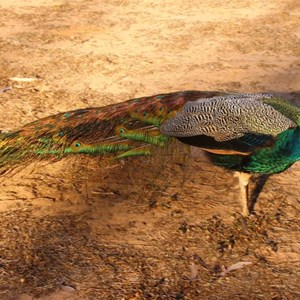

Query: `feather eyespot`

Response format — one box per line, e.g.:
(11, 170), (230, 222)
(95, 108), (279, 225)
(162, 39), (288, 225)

(115, 126), (128, 135)
(143, 112), (148, 117)
(75, 142), (81, 147)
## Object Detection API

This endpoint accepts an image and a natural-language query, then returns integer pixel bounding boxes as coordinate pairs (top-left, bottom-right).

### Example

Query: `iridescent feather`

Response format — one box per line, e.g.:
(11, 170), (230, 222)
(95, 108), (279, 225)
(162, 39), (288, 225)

(1, 90), (300, 215)
(0, 91), (222, 174)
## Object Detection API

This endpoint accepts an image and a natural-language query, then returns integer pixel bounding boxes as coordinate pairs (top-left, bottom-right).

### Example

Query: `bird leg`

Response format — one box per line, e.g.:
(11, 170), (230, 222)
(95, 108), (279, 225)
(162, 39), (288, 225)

(234, 172), (252, 216)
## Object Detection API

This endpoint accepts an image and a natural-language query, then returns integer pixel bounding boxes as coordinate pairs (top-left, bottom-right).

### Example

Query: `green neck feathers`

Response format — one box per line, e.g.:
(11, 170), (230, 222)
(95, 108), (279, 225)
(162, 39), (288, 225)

(262, 96), (300, 125)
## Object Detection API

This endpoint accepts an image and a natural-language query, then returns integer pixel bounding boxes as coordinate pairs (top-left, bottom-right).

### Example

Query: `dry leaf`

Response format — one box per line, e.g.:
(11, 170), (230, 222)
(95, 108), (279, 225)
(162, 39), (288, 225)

(60, 285), (76, 292)
(9, 77), (38, 82)
(220, 261), (252, 276)
(0, 86), (11, 93)
(189, 263), (199, 280)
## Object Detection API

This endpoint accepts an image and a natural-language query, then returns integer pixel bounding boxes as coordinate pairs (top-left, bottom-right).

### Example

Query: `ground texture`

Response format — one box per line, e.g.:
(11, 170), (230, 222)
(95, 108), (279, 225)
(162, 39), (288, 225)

(0, 0), (299, 299)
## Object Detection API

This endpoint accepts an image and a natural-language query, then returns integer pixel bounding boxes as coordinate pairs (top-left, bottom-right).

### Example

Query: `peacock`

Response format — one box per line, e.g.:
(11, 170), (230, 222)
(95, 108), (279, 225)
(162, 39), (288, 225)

(1, 90), (299, 215)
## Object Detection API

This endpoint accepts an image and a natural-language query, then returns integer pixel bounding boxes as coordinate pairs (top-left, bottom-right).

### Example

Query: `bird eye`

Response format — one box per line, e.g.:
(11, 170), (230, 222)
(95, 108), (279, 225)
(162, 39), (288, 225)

(75, 142), (81, 147)
(119, 128), (125, 134)
(143, 112), (148, 116)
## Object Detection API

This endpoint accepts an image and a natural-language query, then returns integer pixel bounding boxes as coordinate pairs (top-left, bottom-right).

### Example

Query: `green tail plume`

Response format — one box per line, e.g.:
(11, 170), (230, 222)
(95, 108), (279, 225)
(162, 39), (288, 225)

(0, 91), (220, 174)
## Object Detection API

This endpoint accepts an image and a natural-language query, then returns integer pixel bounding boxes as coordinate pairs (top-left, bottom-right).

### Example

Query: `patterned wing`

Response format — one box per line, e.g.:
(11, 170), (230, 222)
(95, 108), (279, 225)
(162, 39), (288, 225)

(160, 94), (296, 142)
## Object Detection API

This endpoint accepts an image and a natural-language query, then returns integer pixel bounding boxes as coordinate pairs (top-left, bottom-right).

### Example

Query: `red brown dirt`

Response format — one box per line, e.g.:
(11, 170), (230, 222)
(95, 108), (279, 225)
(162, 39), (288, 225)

(0, 0), (299, 299)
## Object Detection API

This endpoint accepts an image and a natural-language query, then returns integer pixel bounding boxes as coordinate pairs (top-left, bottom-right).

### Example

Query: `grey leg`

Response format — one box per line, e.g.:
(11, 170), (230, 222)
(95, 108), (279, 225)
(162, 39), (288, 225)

(234, 172), (252, 216)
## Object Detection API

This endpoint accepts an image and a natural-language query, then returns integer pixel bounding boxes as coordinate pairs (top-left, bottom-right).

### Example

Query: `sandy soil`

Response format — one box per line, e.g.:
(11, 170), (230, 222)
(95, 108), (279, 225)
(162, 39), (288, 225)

(0, 0), (299, 299)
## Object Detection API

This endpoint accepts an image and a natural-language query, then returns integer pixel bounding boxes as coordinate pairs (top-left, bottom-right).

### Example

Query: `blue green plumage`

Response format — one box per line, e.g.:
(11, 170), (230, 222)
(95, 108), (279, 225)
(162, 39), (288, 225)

(1, 90), (300, 178)
(209, 128), (300, 174)
(1, 90), (300, 214)
(160, 93), (300, 175)
(158, 92), (300, 215)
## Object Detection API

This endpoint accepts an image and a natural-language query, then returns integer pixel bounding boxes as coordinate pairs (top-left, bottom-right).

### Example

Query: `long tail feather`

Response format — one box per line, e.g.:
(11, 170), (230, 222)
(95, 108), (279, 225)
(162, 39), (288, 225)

(0, 91), (222, 174)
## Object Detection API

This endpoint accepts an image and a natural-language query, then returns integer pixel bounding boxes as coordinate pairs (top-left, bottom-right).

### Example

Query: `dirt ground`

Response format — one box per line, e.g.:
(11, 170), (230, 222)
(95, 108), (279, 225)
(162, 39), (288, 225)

(0, 0), (299, 299)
